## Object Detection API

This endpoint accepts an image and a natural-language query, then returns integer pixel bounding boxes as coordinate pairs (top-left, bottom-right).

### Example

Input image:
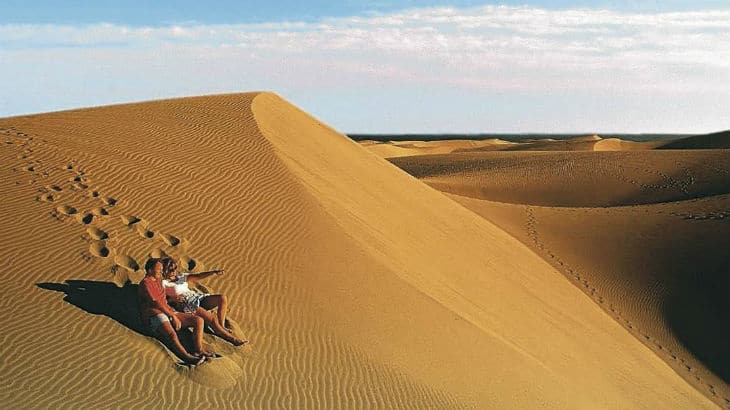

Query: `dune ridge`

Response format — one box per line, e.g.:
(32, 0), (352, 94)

(0, 93), (717, 408)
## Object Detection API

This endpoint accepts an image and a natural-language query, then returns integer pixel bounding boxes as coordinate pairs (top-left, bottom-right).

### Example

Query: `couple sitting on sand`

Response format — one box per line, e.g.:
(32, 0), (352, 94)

(138, 257), (247, 365)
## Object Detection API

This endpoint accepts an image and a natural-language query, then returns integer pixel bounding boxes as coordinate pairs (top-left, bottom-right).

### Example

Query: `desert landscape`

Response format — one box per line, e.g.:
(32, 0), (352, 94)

(0, 92), (726, 408)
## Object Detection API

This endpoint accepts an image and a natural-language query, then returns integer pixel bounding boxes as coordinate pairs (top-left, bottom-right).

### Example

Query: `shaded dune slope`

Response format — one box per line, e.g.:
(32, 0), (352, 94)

(0, 93), (715, 408)
(659, 130), (730, 150)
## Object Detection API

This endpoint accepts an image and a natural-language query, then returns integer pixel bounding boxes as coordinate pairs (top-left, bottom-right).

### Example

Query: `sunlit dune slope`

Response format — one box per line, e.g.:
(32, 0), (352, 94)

(390, 150), (730, 207)
(0, 93), (715, 409)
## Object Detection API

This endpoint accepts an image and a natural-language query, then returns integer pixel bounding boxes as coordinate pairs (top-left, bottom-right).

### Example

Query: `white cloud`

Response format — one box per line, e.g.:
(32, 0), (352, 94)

(1, 5), (729, 131)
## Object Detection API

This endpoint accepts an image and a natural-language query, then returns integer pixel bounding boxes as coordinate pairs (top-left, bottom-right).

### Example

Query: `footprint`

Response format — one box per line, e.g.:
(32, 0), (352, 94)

(100, 196), (117, 206)
(160, 233), (181, 247)
(90, 207), (109, 216)
(89, 242), (110, 258)
(180, 255), (197, 271)
(86, 227), (108, 240)
(115, 254), (140, 272)
(149, 248), (169, 259)
(76, 213), (94, 225)
(89, 191), (100, 198)
(120, 215), (142, 226)
(136, 226), (155, 239)
(47, 185), (62, 192)
(55, 205), (78, 215)
(38, 193), (56, 202)
(24, 166), (34, 172)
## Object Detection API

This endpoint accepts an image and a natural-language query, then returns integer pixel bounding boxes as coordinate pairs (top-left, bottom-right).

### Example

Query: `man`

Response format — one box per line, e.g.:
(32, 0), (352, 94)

(138, 258), (212, 365)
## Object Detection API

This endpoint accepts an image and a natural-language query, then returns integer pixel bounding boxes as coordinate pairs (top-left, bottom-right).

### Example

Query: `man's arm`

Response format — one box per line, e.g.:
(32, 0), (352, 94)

(140, 281), (181, 329)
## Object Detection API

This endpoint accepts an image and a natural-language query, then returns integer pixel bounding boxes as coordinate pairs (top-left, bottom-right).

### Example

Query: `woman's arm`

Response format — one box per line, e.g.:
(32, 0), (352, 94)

(186, 269), (223, 283)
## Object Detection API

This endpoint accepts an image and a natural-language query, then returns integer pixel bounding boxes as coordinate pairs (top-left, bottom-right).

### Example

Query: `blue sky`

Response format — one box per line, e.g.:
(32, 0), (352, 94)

(1, 1), (729, 133)
(3, 1), (729, 24)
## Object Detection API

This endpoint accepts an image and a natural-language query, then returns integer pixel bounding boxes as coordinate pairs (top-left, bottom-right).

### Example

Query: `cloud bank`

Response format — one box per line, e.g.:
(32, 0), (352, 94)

(1, 5), (729, 132)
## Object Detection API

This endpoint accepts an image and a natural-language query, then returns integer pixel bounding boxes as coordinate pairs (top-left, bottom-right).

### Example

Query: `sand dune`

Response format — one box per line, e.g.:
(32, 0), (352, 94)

(376, 140), (730, 408)
(0, 93), (716, 408)
(364, 138), (516, 157)
(659, 130), (730, 149)
(362, 134), (666, 157)
(390, 150), (730, 207)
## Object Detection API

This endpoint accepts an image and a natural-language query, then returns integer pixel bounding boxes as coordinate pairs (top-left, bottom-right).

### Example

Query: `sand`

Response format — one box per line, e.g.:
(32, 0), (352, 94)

(0, 93), (718, 409)
(368, 134), (730, 408)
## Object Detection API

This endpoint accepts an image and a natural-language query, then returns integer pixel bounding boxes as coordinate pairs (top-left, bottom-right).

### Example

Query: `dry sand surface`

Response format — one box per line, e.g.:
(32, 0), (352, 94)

(370, 135), (730, 408)
(0, 93), (719, 409)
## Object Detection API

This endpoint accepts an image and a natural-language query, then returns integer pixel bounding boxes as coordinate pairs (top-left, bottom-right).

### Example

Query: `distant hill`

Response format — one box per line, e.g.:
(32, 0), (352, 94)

(658, 130), (730, 149)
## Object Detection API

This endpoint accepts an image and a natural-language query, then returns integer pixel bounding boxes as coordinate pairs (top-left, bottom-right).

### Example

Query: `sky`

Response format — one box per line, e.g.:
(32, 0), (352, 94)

(1, 1), (729, 133)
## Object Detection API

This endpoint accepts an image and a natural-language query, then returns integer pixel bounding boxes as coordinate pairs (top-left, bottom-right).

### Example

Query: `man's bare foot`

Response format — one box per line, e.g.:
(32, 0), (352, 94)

(198, 350), (216, 358)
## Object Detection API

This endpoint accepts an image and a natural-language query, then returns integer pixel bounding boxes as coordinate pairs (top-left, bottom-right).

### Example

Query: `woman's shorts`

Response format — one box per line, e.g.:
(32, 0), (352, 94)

(175, 293), (210, 313)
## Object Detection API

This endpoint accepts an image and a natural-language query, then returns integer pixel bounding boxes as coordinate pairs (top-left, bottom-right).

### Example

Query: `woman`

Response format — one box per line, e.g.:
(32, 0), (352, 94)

(161, 258), (246, 346)
(137, 258), (213, 365)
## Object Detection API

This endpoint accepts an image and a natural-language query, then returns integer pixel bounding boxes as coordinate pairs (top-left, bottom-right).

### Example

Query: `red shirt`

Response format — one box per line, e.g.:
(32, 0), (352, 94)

(138, 276), (170, 322)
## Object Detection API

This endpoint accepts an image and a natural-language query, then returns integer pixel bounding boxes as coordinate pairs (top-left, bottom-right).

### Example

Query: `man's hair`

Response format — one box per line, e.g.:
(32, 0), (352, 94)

(144, 257), (160, 274)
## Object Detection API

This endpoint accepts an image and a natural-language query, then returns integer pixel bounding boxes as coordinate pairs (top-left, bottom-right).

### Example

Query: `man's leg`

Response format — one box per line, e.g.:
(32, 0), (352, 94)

(175, 312), (213, 357)
(156, 320), (202, 364)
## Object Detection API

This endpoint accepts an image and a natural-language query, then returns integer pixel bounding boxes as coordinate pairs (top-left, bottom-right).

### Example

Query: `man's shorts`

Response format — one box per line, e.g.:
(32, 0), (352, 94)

(149, 313), (171, 333)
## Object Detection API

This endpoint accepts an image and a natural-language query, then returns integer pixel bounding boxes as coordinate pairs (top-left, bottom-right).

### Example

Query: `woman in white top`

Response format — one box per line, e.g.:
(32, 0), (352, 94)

(162, 258), (246, 346)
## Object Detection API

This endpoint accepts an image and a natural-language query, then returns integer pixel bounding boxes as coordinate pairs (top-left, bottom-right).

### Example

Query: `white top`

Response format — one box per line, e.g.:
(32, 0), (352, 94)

(162, 273), (195, 299)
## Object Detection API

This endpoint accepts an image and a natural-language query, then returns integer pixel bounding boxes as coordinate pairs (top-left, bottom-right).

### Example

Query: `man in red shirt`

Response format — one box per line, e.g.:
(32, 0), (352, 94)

(138, 258), (211, 365)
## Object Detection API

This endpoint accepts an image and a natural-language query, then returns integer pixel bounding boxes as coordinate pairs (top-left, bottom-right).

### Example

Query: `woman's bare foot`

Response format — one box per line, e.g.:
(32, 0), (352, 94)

(232, 337), (248, 347)
(197, 349), (216, 358)
(183, 354), (206, 366)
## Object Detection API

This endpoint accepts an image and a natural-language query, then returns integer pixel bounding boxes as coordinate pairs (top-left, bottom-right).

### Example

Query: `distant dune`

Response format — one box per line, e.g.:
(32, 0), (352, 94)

(389, 150), (730, 207)
(658, 130), (730, 149)
(0, 93), (716, 408)
(365, 134), (730, 408)
(363, 134), (671, 156)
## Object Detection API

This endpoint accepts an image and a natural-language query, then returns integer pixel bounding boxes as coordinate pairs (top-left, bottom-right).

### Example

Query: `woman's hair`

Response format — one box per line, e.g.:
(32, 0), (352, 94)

(144, 257), (160, 274)
(162, 258), (178, 275)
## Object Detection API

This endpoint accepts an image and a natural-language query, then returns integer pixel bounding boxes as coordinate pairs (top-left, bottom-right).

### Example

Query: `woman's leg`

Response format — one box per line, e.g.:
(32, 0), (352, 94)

(200, 294), (228, 327)
(195, 307), (247, 346)
(175, 312), (213, 356)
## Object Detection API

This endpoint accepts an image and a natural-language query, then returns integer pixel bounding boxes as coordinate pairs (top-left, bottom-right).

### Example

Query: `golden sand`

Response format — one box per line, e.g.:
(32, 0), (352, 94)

(0, 93), (719, 408)
(368, 133), (730, 408)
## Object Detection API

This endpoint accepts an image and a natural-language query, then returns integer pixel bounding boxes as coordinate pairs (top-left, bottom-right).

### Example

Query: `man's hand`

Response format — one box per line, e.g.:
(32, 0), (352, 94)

(171, 315), (181, 331)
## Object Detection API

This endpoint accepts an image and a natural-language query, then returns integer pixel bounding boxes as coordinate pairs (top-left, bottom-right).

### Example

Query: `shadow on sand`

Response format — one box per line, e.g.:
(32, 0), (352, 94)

(37, 280), (209, 363)
(37, 280), (150, 335)
(36, 280), (153, 336)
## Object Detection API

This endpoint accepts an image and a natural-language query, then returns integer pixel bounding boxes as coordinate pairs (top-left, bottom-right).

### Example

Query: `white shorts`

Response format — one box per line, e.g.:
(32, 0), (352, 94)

(149, 313), (170, 333)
